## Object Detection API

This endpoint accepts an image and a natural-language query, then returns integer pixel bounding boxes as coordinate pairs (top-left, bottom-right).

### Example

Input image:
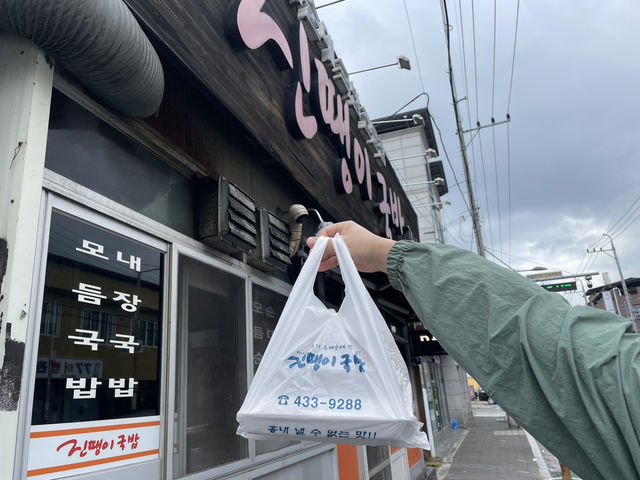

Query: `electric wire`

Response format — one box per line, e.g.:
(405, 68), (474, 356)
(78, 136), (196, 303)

(492, 125), (502, 258)
(507, 122), (512, 263)
(443, 0), (488, 254)
(610, 194), (640, 233)
(506, 0), (521, 113)
(402, 0), (427, 93)
(456, 0), (481, 205)
(470, 0), (494, 251)
(491, 0), (497, 119)
(471, 0), (480, 124)
(612, 209), (640, 239)
(429, 111), (472, 216)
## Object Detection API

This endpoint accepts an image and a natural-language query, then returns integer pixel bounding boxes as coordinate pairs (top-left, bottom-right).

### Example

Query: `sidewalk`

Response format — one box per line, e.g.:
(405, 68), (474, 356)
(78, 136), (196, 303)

(434, 402), (553, 480)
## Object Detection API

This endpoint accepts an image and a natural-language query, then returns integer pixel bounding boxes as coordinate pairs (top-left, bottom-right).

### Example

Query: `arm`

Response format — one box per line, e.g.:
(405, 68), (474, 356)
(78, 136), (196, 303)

(308, 223), (640, 480)
(388, 241), (640, 480)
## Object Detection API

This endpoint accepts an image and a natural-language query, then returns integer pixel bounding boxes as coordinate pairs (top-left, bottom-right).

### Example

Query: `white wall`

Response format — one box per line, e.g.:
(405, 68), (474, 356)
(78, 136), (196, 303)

(0, 33), (53, 479)
(440, 356), (472, 425)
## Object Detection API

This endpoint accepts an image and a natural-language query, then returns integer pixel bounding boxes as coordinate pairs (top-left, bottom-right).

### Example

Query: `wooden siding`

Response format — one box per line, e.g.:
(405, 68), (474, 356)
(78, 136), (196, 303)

(126, 0), (418, 236)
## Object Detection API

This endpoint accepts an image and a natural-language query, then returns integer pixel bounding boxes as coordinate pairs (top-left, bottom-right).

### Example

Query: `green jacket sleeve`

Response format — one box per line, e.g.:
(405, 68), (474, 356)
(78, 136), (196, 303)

(387, 241), (640, 480)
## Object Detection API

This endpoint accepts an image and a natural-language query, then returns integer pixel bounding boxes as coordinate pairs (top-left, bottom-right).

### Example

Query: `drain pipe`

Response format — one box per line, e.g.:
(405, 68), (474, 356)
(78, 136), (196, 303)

(0, 0), (164, 118)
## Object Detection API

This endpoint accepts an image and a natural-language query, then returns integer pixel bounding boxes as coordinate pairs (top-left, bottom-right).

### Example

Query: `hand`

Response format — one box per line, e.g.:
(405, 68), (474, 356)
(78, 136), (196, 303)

(306, 221), (396, 273)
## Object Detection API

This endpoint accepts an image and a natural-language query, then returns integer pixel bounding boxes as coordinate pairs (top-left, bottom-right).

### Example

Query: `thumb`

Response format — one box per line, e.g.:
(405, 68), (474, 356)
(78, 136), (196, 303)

(306, 236), (318, 249)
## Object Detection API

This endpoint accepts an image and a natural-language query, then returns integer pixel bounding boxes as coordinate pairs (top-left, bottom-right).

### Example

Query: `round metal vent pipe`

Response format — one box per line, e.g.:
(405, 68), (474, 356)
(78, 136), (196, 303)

(0, 0), (164, 118)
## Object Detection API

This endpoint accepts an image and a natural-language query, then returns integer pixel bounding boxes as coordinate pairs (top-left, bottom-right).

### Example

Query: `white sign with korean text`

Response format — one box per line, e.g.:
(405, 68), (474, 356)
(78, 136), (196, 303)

(27, 416), (160, 479)
(603, 290), (616, 314)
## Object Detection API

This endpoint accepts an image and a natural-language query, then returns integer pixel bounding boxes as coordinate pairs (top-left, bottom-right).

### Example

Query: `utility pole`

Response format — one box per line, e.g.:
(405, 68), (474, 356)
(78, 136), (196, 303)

(440, 0), (485, 257)
(588, 234), (637, 332)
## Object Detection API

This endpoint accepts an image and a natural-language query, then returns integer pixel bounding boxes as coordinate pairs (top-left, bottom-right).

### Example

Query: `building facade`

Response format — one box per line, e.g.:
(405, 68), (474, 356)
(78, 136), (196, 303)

(0, 1), (441, 479)
(587, 278), (640, 332)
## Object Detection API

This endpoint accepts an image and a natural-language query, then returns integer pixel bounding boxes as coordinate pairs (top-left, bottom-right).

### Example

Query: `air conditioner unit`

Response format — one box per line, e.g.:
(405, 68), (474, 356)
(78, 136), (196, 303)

(196, 177), (258, 253)
(249, 209), (292, 272)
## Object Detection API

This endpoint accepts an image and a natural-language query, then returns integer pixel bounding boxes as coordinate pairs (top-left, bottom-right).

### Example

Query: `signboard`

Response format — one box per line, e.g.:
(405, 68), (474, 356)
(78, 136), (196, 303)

(602, 290), (616, 314)
(224, 0), (408, 239)
(541, 282), (577, 292)
(410, 331), (447, 356)
(29, 212), (164, 478)
(525, 271), (563, 281)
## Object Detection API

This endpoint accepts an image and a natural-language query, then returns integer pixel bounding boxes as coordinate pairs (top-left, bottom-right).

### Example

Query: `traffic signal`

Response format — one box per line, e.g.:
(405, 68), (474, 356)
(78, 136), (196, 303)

(542, 282), (577, 292)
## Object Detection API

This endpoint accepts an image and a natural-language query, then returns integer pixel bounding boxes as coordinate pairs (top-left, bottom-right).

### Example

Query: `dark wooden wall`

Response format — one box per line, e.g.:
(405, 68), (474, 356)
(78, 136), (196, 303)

(126, 0), (418, 236)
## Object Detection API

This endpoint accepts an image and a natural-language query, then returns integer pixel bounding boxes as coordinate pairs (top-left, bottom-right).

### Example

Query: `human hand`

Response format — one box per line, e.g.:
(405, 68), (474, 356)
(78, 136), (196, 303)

(305, 221), (396, 273)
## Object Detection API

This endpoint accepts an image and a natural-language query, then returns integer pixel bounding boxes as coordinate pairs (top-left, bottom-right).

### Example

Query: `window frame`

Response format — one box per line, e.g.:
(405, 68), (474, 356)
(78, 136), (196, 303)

(17, 192), (170, 480)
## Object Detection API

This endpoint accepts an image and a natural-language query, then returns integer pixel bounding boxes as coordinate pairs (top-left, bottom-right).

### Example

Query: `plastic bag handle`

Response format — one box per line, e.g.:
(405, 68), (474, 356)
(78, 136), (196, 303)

(326, 234), (379, 316)
(286, 235), (330, 304)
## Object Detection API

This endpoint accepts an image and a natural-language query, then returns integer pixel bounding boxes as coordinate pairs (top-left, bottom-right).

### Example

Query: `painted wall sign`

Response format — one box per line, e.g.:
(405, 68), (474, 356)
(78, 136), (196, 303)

(29, 211), (164, 477)
(27, 416), (160, 479)
(224, 0), (407, 238)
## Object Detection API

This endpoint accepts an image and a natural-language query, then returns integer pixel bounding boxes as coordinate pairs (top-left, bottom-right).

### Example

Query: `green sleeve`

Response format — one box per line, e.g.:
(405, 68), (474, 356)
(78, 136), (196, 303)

(387, 241), (640, 480)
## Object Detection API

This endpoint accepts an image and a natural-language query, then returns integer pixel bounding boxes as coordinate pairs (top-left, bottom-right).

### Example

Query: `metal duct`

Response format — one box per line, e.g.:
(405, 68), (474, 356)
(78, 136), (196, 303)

(0, 0), (164, 118)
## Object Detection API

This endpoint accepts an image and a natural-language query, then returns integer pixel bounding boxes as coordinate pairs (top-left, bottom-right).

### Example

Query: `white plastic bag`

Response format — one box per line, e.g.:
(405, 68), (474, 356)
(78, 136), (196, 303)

(236, 234), (429, 449)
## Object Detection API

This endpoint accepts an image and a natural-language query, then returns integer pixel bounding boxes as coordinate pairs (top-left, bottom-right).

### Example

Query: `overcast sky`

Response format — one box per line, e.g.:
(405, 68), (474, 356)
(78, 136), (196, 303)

(318, 0), (640, 304)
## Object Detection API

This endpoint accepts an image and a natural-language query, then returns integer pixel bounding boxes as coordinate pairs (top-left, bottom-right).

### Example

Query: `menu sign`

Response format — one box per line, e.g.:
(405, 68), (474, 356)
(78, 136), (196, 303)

(28, 212), (164, 478)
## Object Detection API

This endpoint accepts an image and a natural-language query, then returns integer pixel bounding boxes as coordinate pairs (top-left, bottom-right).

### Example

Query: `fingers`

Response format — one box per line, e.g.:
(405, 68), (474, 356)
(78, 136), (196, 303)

(306, 235), (337, 270)
(317, 221), (351, 238)
(318, 255), (338, 272)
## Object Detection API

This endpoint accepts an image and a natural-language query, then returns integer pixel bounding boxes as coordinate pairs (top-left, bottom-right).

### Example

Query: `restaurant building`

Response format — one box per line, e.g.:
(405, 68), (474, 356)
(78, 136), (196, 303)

(0, 1), (439, 479)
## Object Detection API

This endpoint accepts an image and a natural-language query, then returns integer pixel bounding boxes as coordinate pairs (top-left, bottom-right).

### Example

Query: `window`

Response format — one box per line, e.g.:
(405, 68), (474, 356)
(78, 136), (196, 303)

(45, 90), (195, 236)
(81, 309), (118, 343)
(367, 446), (392, 480)
(28, 208), (165, 478)
(40, 300), (62, 337)
(32, 212), (164, 426)
(174, 255), (247, 476)
(133, 319), (160, 347)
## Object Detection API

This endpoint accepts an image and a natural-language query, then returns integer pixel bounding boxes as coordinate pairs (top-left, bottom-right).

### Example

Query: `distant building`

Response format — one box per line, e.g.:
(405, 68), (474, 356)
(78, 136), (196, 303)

(586, 278), (640, 331)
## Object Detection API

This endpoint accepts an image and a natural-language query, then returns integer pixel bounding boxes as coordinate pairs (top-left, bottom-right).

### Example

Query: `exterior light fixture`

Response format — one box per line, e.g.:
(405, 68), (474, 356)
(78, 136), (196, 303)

(413, 201), (451, 209)
(349, 56), (412, 76)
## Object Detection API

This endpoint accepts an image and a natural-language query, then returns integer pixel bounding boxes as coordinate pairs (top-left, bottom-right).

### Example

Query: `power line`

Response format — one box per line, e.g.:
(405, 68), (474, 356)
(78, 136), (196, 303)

(609, 194), (640, 236)
(507, 123), (512, 263)
(469, 0), (493, 251)
(441, 0), (486, 256)
(492, 126), (502, 257)
(506, 0), (521, 113)
(428, 112), (472, 216)
(401, 0), (426, 93)
(491, 0), (497, 119)
(456, 0), (481, 210)
(471, 0), (480, 124)
(612, 209), (640, 239)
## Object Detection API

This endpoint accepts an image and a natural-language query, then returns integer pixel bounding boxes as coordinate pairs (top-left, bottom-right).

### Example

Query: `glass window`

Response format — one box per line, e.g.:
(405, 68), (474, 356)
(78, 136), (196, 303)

(367, 446), (391, 480)
(251, 283), (296, 455)
(45, 90), (195, 236)
(174, 255), (247, 476)
(40, 300), (62, 337)
(31, 211), (164, 426)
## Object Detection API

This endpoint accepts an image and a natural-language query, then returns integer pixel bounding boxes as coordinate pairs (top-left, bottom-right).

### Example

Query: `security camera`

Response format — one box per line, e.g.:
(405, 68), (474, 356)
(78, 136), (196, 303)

(433, 177), (445, 186)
